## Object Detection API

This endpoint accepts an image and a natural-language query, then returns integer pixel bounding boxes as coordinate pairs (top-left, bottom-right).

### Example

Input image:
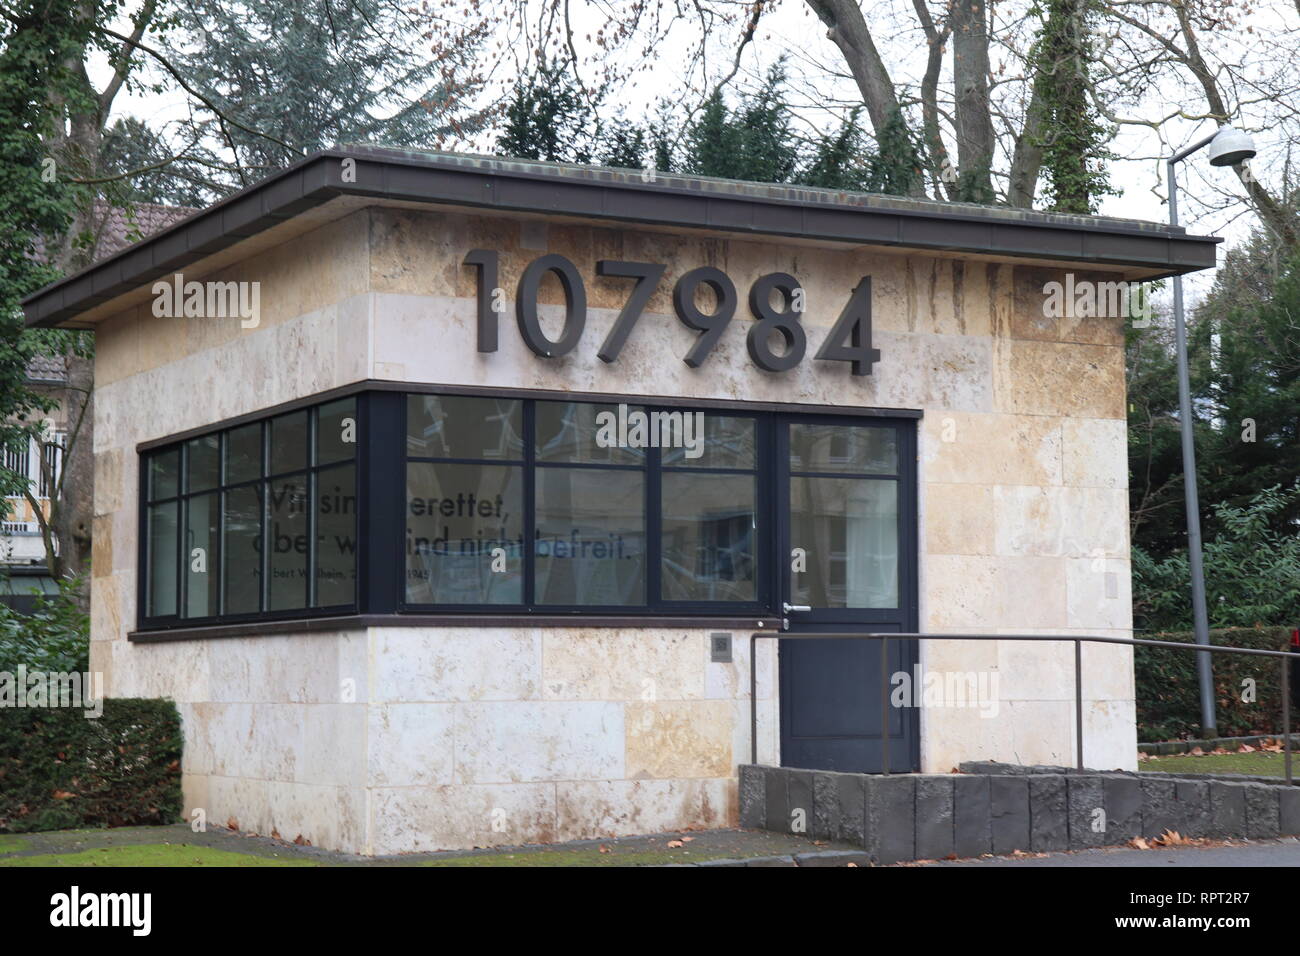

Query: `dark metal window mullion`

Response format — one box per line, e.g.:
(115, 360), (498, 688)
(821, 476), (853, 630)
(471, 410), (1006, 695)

(306, 407), (317, 608)
(260, 420), (270, 614)
(177, 443), (188, 620)
(523, 400), (536, 609)
(646, 414), (662, 607)
(217, 432), (226, 618)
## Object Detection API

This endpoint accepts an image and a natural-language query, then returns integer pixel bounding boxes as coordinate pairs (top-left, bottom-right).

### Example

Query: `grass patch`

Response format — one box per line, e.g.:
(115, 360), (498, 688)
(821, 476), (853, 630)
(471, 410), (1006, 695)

(1141, 750), (1298, 777)
(0, 835), (29, 855)
(0, 843), (322, 867)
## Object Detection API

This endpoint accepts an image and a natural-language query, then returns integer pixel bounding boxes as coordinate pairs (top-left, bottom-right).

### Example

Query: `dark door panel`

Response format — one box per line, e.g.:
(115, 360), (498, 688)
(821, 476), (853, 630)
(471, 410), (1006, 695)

(777, 415), (918, 773)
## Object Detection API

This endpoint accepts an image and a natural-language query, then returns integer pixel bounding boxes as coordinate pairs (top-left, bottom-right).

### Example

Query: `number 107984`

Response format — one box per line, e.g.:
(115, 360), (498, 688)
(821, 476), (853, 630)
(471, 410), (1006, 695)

(464, 250), (881, 376)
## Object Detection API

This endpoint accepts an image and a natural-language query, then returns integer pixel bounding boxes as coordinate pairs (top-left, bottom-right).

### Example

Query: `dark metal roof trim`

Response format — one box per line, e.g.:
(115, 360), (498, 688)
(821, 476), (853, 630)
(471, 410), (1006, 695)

(22, 148), (1222, 328)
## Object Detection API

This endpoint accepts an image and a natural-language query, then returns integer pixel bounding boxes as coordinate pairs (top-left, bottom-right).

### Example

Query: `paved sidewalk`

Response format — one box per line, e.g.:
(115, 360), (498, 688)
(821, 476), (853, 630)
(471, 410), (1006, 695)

(920, 837), (1300, 867)
(0, 825), (866, 867)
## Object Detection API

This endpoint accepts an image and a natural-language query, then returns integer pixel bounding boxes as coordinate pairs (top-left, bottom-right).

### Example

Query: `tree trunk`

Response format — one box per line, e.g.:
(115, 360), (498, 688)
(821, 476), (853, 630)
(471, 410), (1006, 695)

(951, 0), (995, 201)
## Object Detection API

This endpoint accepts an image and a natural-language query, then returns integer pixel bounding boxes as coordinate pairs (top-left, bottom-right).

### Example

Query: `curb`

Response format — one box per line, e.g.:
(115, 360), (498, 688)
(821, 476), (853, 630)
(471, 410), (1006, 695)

(657, 849), (872, 867)
(1138, 733), (1300, 756)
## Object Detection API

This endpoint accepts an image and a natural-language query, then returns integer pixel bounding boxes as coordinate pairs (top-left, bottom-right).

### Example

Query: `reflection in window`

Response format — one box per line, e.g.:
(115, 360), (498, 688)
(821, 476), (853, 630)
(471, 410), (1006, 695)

(315, 465), (357, 607)
(534, 468), (645, 605)
(268, 476), (309, 610)
(317, 398), (357, 466)
(789, 424), (897, 474)
(186, 435), (220, 493)
(143, 397), (357, 625)
(406, 462), (523, 604)
(536, 402), (644, 464)
(661, 415), (755, 469)
(185, 493), (219, 618)
(661, 473), (756, 601)
(223, 485), (262, 615)
(789, 477), (897, 608)
(270, 411), (308, 476)
(147, 502), (178, 617)
(407, 395), (522, 460)
(225, 423), (261, 485)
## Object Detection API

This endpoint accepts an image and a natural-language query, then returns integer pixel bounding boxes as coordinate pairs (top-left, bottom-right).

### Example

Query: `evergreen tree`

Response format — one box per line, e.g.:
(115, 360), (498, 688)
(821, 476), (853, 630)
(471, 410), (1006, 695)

(863, 109), (925, 197)
(162, 0), (484, 184)
(682, 64), (799, 183)
(598, 121), (648, 171)
(800, 110), (872, 191)
(1128, 243), (1300, 563)
(497, 60), (596, 164)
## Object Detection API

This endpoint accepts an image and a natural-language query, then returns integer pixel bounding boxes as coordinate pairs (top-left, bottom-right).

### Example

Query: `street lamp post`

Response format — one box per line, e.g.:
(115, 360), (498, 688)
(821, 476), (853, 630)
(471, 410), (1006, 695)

(1165, 125), (1256, 739)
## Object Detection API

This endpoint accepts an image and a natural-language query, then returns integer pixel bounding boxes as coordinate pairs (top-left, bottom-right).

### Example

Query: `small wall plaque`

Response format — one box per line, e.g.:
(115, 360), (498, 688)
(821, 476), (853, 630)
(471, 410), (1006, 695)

(710, 632), (732, 663)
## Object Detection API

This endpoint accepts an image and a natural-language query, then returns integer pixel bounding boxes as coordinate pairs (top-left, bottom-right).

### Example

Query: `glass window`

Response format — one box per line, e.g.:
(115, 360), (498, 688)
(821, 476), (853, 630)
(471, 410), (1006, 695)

(269, 411), (308, 476)
(143, 396), (359, 626)
(661, 473), (757, 601)
(407, 395), (522, 459)
(534, 468), (645, 605)
(268, 475), (309, 610)
(147, 501), (178, 617)
(536, 401), (645, 464)
(789, 477), (898, 608)
(145, 390), (910, 627)
(223, 485), (262, 615)
(315, 464), (358, 607)
(789, 423), (896, 474)
(662, 415), (755, 469)
(186, 435), (220, 493)
(406, 462), (524, 604)
(317, 398), (357, 466)
(185, 493), (219, 618)
(149, 449), (179, 500)
(225, 423), (261, 485)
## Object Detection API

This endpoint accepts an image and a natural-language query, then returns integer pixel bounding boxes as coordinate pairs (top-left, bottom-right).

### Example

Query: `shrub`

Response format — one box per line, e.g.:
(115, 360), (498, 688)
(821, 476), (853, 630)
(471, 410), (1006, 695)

(1136, 626), (1293, 741)
(0, 575), (89, 674)
(0, 698), (183, 832)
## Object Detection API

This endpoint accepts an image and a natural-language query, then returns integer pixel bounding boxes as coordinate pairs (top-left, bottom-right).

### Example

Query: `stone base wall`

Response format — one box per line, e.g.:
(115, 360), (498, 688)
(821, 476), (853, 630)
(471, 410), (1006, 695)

(102, 626), (778, 855)
(741, 763), (1300, 864)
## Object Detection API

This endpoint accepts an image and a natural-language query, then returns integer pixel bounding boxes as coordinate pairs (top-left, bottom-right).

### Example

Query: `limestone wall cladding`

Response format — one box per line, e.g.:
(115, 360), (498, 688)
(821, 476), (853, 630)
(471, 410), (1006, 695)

(364, 207), (1136, 775)
(100, 625), (772, 854)
(91, 204), (1136, 854)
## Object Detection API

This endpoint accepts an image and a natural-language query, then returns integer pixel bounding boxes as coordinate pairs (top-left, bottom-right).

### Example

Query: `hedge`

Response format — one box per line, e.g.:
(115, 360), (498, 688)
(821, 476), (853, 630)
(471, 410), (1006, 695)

(1136, 626), (1293, 742)
(0, 698), (183, 833)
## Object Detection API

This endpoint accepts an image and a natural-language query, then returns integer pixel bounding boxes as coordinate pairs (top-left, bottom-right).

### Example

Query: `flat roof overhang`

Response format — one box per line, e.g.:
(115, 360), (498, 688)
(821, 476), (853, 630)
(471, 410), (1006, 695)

(22, 147), (1222, 329)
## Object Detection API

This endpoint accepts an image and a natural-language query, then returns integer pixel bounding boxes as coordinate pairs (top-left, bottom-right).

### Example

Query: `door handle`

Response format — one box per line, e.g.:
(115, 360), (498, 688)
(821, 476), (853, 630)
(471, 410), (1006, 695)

(783, 603), (811, 613)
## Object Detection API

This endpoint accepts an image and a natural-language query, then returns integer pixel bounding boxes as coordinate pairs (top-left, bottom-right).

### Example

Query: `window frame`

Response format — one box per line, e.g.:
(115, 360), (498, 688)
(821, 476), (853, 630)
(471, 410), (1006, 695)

(137, 397), (360, 630)
(135, 384), (918, 633)
(398, 396), (773, 616)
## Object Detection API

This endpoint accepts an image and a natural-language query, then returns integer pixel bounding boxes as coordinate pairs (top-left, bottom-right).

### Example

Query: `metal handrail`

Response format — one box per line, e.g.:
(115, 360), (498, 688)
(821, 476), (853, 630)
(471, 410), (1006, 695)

(749, 631), (1300, 784)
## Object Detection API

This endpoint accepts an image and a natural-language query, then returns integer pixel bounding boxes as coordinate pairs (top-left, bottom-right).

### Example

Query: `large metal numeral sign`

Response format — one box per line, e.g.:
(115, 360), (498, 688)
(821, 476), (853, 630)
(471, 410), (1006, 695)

(464, 249), (880, 376)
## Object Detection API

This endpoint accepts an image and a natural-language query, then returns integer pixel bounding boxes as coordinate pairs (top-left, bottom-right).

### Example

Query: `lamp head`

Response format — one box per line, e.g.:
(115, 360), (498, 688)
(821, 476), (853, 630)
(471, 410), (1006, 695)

(1207, 126), (1256, 167)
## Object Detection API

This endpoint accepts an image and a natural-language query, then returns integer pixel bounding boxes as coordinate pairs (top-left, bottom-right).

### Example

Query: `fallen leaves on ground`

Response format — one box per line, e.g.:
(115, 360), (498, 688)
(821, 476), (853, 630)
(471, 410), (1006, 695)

(1128, 830), (1218, 850)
